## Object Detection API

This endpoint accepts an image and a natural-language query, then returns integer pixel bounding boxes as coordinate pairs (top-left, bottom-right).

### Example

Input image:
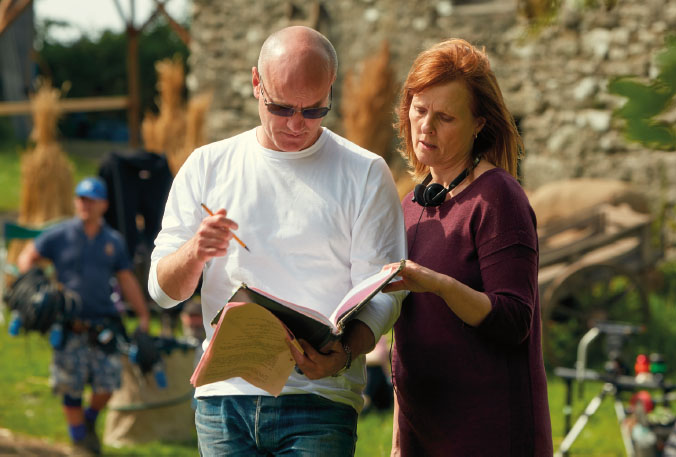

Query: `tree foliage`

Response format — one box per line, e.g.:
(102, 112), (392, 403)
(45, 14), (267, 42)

(608, 35), (676, 151)
(35, 20), (189, 139)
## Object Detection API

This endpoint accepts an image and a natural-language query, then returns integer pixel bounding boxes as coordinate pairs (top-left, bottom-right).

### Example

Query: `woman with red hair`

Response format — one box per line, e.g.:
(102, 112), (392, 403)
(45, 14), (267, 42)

(384, 39), (552, 456)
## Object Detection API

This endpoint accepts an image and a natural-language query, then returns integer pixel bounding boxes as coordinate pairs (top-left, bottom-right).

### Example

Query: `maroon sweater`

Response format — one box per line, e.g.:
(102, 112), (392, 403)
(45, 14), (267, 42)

(393, 168), (553, 457)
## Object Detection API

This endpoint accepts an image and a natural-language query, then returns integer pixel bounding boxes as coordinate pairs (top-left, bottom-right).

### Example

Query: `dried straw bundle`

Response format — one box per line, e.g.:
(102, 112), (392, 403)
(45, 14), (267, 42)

(19, 81), (74, 224)
(341, 41), (414, 199)
(153, 56), (186, 158)
(141, 109), (162, 153)
(170, 91), (212, 175)
(341, 40), (398, 164)
(142, 56), (211, 175)
(7, 81), (74, 265)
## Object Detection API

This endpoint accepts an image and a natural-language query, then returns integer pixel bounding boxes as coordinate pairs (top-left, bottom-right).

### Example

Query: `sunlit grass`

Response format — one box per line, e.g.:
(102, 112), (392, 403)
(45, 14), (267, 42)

(0, 141), (104, 213)
(2, 141), (676, 456)
(0, 315), (652, 457)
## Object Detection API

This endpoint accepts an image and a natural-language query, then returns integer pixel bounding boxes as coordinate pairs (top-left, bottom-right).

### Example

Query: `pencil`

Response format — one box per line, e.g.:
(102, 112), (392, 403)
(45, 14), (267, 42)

(200, 203), (251, 253)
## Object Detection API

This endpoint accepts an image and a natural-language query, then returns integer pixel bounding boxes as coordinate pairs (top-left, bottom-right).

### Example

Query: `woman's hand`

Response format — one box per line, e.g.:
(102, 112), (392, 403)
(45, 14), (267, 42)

(382, 260), (443, 295)
(383, 260), (492, 327)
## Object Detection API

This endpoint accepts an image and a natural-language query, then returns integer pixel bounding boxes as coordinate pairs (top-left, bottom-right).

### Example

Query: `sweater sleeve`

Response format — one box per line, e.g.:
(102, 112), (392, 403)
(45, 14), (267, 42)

(473, 178), (540, 346)
(476, 242), (539, 345)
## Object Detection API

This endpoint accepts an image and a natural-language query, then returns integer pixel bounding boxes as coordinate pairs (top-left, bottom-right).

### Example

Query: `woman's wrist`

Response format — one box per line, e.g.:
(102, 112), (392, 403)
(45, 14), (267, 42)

(431, 270), (453, 298)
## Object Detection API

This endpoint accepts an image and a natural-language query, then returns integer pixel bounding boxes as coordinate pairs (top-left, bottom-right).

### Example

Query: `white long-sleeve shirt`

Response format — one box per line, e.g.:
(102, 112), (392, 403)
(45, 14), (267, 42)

(149, 127), (406, 411)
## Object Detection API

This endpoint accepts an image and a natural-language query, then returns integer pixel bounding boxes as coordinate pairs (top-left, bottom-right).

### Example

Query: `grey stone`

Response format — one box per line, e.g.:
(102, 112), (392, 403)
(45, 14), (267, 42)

(577, 110), (612, 132)
(186, 0), (676, 249)
(582, 28), (611, 60)
(364, 8), (380, 23)
(573, 77), (598, 102)
(436, 1), (453, 17)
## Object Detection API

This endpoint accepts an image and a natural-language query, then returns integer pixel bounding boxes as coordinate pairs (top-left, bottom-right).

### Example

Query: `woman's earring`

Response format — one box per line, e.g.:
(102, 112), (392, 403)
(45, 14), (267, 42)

(473, 131), (478, 139)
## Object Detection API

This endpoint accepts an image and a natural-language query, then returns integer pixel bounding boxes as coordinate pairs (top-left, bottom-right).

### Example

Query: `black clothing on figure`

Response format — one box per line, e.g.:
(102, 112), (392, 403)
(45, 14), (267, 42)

(98, 150), (173, 259)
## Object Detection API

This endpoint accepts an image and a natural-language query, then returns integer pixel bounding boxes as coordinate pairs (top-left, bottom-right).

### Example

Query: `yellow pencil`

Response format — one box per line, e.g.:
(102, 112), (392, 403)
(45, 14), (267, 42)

(200, 203), (251, 253)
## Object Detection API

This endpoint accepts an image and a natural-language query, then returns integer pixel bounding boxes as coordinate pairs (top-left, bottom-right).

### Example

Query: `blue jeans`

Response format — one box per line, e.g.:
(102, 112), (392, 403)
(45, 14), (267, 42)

(195, 394), (358, 456)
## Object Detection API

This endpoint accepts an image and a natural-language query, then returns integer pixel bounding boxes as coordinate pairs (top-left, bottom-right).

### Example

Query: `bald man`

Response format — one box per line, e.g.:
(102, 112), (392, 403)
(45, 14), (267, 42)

(149, 26), (406, 456)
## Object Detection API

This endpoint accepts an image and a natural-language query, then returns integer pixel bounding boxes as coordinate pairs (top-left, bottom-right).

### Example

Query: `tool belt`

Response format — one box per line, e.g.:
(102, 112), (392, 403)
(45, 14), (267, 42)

(66, 317), (127, 354)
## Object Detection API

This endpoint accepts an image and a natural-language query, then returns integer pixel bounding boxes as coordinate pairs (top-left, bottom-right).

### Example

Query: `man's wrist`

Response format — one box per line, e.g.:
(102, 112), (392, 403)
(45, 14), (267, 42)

(333, 341), (352, 377)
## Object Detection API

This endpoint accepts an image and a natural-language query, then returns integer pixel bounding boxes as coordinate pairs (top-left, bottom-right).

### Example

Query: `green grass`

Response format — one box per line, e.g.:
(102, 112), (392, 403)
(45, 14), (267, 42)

(8, 285), (676, 456)
(0, 317), (198, 456)
(0, 309), (398, 456)
(367, 376), (662, 456)
(0, 140), (106, 213)
(3, 266), (676, 456)
(341, 374), (663, 457)
(356, 411), (394, 456)
(0, 143), (23, 212)
(1, 140), (676, 455)
(1, 310), (671, 457)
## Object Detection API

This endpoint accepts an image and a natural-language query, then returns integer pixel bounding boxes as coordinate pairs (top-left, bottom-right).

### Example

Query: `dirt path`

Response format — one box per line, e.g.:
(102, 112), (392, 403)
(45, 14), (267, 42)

(0, 428), (70, 457)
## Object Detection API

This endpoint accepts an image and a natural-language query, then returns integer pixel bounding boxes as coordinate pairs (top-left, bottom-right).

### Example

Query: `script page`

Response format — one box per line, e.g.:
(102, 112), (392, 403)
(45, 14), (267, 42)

(229, 286), (337, 350)
(331, 261), (405, 327)
(190, 302), (296, 396)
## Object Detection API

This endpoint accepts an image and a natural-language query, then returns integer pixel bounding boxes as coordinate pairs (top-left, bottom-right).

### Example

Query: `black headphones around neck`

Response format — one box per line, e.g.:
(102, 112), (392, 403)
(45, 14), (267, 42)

(412, 155), (481, 207)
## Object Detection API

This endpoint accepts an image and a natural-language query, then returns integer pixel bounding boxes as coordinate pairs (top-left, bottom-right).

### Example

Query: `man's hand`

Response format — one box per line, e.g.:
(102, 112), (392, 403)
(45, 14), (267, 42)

(116, 269), (151, 332)
(157, 208), (240, 302)
(287, 338), (348, 380)
(137, 314), (151, 333)
(191, 208), (239, 263)
(286, 320), (375, 380)
(17, 242), (43, 274)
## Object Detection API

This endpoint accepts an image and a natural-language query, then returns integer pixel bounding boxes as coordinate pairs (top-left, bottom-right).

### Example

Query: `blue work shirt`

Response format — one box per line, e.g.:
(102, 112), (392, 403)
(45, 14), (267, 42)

(34, 217), (132, 320)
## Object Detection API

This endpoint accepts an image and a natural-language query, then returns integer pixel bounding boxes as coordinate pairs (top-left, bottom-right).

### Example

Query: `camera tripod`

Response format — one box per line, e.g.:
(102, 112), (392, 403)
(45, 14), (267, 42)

(554, 322), (650, 457)
(554, 366), (637, 457)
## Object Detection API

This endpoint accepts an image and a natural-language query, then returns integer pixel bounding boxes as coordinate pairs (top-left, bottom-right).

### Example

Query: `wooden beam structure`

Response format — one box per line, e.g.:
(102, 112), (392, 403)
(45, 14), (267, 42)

(153, 0), (190, 45)
(0, 0), (32, 36)
(0, 96), (130, 116)
(113, 0), (189, 147)
(1, 0), (188, 146)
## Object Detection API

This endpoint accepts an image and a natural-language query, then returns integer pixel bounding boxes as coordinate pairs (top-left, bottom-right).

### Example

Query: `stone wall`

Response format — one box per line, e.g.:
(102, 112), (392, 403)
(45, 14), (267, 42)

(188, 0), (676, 251)
(187, 0), (523, 142)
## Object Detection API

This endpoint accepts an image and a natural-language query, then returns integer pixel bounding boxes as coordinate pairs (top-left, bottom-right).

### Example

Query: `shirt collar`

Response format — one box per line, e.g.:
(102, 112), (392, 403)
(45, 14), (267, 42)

(255, 127), (327, 160)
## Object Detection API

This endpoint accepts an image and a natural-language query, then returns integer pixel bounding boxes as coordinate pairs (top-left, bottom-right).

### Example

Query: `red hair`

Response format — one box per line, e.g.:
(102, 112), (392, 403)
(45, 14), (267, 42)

(396, 38), (522, 180)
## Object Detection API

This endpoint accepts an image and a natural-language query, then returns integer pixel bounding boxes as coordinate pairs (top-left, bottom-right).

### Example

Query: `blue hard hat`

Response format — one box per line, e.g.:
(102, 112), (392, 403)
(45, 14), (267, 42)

(75, 177), (107, 200)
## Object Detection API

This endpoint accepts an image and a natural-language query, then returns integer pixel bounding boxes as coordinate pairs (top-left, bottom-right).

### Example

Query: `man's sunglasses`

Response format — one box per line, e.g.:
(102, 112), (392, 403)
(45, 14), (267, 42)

(259, 77), (332, 119)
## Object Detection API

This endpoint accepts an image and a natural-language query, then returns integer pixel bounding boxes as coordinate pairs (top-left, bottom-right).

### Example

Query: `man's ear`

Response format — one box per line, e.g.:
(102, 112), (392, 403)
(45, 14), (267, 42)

(252, 67), (261, 99)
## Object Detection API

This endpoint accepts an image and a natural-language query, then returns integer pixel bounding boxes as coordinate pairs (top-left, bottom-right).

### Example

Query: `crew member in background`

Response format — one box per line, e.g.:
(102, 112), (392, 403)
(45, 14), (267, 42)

(18, 176), (150, 456)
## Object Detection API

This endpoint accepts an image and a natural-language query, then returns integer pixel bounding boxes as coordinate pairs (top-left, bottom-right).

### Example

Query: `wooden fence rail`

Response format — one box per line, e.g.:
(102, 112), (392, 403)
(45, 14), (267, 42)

(0, 96), (130, 116)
